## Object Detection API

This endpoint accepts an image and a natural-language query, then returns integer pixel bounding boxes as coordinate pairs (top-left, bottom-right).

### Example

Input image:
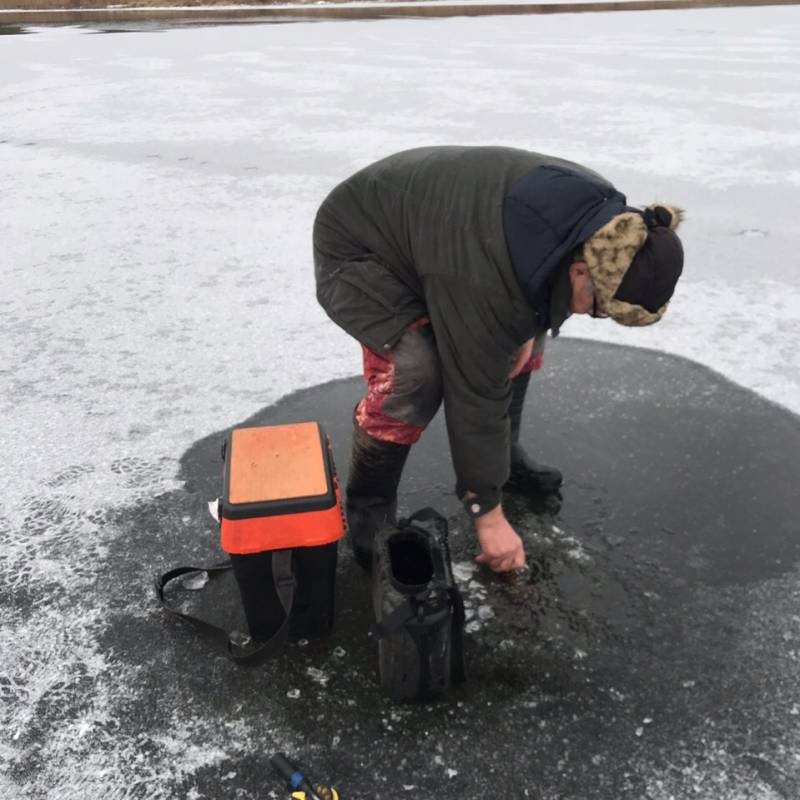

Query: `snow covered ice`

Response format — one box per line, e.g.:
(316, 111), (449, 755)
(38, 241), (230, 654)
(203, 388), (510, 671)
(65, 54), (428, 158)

(2, 6), (800, 799)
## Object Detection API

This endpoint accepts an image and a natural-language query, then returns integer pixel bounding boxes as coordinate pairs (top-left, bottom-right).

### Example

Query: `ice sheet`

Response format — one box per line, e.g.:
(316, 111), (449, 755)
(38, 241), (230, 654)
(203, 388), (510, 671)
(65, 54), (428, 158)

(1, 8), (800, 798)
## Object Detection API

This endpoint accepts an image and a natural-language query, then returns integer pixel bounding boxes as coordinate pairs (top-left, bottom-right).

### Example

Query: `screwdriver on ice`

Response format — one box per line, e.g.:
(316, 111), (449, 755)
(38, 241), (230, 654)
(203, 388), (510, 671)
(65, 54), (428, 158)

(270, 752), (338, 800)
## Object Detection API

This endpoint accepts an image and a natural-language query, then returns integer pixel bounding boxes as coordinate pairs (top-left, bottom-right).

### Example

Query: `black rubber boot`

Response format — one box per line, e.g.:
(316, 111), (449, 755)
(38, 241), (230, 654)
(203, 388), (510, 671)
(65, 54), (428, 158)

(504, 371), (563, 494)
(346, 420), (411, 571)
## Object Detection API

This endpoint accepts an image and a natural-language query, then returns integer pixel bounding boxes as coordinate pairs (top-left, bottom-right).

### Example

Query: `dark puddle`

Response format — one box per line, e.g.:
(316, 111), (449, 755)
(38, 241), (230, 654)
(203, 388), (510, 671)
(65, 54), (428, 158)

(91, 339), (800, 798)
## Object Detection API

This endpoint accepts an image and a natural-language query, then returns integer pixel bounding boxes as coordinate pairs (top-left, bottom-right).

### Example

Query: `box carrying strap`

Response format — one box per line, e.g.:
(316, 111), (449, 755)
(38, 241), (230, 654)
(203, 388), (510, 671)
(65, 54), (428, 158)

(154, 550), (295, 667)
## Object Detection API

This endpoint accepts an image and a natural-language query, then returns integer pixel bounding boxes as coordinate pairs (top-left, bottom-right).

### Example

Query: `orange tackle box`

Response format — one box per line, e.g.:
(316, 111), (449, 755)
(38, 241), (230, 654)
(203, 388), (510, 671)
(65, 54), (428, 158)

(220, 422), (345, 654)
(220, 421), (344, 555)
(156, 421), (344, 665)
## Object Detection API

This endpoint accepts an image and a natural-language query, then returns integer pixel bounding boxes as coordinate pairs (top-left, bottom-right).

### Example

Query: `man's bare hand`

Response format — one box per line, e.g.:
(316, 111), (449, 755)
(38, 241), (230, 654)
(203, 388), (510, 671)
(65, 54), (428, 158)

(474, 504), (526, 573)
(509, 338), (533, 378)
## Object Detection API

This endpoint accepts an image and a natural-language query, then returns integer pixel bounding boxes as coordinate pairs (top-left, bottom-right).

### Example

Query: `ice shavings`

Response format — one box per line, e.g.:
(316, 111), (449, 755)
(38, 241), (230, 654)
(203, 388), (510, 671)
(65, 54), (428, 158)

(0, 606), (108, 747)
(181, 570), (209, 591)
(526, 523), (593, 566)
(451, 561), (477, 583)
(0, 597), (296, 800)
(465, 620), (482, 634)
(452, 561), (495, 631)
(306, 666), (330, 687)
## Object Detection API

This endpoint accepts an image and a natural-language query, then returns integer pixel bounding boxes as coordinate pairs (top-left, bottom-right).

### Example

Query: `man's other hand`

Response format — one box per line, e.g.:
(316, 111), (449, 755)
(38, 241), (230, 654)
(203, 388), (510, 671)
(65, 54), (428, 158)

(474, 504), (526, 573)
(509, 338), (534, 378)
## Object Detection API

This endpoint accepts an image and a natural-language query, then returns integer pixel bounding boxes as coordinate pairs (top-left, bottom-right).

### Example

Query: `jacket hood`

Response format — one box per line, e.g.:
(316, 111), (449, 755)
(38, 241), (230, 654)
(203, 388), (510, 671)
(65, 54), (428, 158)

(503, 164), (628, 329)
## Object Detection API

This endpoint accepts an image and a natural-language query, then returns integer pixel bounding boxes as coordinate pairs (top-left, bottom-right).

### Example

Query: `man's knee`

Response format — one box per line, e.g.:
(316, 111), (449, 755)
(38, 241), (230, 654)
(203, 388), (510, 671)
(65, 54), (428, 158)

(381, 325), (442, 428)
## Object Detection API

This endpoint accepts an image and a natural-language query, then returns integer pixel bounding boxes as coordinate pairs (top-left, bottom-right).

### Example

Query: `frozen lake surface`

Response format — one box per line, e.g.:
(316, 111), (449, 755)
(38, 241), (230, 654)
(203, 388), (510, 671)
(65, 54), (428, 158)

(1, 7), (800, 799)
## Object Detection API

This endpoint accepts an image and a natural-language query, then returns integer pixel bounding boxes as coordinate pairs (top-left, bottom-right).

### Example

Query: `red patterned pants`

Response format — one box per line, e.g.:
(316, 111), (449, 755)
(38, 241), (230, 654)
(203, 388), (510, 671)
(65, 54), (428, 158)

(356, 319), (543, 445)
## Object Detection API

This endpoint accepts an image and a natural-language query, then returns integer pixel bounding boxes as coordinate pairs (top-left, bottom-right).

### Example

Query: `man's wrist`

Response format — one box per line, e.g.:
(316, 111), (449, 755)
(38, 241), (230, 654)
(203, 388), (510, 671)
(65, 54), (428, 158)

(461, 488), (502, 520)
(473, 502), (503, 529)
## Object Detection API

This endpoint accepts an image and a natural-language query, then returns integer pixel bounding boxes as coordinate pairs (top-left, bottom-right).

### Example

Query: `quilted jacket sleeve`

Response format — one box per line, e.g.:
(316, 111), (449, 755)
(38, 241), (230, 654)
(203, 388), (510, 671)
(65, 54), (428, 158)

(423, 274), (520, 514)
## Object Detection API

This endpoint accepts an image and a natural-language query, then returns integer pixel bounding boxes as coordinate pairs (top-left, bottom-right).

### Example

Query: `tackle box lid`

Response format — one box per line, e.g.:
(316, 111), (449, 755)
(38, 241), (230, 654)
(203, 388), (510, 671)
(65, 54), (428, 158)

(222, 422), (337, 520)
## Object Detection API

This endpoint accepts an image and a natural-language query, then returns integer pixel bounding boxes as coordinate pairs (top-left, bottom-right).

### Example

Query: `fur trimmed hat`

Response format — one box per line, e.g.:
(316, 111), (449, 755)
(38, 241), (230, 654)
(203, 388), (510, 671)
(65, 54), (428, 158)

(582, 204), (684, 326)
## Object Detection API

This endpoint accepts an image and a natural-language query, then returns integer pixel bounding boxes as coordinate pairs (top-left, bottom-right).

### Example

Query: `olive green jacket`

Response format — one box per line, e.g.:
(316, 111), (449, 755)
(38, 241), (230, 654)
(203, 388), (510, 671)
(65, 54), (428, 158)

(314, 146), (619, 508)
